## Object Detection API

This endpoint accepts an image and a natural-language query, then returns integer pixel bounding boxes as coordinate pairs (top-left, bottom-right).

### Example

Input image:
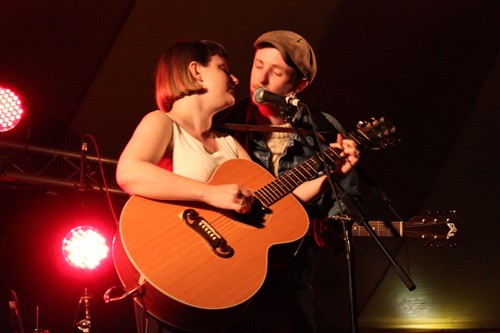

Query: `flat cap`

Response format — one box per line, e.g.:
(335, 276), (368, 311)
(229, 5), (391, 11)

(254, 30), (317, 82)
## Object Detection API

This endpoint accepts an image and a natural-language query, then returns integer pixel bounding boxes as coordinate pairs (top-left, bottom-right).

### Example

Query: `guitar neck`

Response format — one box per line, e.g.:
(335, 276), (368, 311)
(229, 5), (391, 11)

(253, 118), (396, 207)
(255, 146), (341, 207)
(352, 221), (404, 237)
(312, 211), (460, 249)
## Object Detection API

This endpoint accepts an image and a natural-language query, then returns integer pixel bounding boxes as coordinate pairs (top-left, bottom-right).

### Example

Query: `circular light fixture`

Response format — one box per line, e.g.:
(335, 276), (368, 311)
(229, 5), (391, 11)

(0, 86), (24, 132)
(62, 226), (109, 270)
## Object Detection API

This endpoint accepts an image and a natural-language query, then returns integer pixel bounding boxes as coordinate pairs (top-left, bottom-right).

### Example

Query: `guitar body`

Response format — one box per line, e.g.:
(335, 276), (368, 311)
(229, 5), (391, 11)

(113, 159), (309, 331)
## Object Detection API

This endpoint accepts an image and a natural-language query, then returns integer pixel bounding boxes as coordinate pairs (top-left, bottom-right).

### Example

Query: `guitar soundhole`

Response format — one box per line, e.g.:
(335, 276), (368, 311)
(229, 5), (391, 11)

(230, 198), (271, 228)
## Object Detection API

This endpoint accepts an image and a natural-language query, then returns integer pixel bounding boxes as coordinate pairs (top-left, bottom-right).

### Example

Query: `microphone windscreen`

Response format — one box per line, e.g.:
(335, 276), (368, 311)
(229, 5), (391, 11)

(253, 87), (266, 104)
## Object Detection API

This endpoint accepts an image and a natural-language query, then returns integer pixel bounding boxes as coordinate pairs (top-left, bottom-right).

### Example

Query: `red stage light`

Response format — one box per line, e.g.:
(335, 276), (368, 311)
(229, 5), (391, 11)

(62, 226), (109, 270)
(0, 86), (24, 132)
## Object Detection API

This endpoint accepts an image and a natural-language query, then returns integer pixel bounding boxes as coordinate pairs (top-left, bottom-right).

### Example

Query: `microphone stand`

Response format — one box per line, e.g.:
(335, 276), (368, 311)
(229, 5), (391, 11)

(78, 140), (88, 191)
(74, 288), (94, 333)
(279, 104), (416, 333)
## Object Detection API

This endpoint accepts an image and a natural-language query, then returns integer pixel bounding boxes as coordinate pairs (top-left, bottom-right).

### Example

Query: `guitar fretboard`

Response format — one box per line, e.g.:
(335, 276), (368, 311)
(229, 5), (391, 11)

(352, 221), (403, 237)
(254, 147), (342, 207)
(251, 119), (396, 208)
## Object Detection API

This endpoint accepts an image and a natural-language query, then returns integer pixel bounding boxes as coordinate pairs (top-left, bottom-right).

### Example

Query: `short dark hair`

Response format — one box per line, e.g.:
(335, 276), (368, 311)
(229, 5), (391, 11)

(155, 40), (228, 112)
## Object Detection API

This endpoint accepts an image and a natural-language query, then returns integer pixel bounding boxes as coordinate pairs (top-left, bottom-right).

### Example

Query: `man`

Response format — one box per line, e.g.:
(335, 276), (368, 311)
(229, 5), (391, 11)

(217, 30), (363, 332)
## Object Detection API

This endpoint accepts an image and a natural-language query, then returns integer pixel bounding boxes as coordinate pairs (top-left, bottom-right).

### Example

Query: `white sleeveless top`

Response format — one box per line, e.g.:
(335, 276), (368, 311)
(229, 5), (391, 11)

(159, 118), (239, 183)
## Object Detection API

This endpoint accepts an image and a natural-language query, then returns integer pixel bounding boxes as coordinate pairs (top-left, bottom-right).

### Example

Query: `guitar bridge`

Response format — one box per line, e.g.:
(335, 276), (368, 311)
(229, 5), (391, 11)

(182, 209), (234, 258)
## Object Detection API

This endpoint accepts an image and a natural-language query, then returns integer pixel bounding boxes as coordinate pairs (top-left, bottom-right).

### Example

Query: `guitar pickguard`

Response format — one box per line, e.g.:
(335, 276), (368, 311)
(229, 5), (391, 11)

(228, 198), (272, 228)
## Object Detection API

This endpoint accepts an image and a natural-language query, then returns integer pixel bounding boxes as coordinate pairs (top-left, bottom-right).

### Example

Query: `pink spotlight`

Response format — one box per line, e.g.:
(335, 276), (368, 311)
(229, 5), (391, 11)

(0, 86), (24, 132)
(62, 226), (109, 270)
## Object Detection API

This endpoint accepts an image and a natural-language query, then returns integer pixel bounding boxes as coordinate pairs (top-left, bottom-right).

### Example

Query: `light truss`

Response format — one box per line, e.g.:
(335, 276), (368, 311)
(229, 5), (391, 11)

(0, 140), (126, 195)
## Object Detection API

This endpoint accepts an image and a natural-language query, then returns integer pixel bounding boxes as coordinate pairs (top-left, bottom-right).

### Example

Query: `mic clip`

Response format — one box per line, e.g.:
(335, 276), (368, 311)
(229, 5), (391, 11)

(278, 105), (297, 123)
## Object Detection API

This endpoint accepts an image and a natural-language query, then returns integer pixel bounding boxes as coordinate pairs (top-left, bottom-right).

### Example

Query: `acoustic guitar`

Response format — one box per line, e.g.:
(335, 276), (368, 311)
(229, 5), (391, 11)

(113, 118), (396, 331)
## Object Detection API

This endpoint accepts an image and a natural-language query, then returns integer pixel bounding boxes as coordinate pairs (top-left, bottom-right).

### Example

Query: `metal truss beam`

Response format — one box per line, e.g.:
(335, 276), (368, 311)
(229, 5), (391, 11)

(0, 140), (126, 195)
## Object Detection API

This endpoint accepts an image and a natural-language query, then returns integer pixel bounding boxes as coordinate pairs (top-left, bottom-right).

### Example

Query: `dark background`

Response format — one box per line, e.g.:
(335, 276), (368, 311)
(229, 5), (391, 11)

(1, 1), (499, 332)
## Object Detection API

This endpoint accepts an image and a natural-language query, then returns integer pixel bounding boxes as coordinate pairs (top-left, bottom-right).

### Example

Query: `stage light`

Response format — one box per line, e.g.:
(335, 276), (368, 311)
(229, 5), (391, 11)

(62, 226), (109, 270)
(0, 85), (24, 132)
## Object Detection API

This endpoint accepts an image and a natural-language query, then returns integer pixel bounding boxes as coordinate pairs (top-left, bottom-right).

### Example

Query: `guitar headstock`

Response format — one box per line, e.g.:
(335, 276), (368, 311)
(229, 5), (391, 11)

(405, 210), (463, 248)
(349, 117), (398, 150)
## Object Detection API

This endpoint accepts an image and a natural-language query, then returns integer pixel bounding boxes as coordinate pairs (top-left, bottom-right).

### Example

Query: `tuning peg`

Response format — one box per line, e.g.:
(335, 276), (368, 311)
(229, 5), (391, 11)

(356, 120), (370, 129)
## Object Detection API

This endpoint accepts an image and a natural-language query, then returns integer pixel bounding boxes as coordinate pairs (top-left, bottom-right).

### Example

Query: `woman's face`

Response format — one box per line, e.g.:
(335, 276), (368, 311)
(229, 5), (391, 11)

(199, 55), (239, 112)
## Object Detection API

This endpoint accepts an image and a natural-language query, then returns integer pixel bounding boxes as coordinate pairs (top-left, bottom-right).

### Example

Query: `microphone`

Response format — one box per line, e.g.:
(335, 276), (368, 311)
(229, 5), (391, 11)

(253, 87), (303, 107)
(79, 141), (87, 191)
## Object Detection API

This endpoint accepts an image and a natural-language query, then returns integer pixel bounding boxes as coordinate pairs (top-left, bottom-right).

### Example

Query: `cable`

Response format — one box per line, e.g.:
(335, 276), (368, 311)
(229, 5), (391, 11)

(84, 134), (119, 227)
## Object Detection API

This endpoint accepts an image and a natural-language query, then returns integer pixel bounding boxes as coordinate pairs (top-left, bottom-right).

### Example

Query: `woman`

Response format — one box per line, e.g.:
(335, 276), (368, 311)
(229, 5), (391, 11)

(116, 40), (254, 333)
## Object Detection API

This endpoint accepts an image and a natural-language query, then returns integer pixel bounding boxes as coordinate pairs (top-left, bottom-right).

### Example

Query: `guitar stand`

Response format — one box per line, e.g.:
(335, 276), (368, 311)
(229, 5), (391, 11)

(280, 103), (416, 333)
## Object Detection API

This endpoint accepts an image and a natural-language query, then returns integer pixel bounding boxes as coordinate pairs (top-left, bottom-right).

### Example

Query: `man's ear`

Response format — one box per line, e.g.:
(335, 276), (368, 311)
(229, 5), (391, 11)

(188, 61), (203, 82)
(292, 78), (309, 94)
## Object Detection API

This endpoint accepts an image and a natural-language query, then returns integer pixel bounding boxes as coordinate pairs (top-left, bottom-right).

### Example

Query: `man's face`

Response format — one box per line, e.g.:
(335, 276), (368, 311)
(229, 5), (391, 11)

(250, 47), (297, 105)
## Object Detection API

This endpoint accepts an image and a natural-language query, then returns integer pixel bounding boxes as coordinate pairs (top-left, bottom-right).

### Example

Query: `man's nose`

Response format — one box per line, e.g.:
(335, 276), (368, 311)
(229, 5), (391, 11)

(256, 70), (269, 85)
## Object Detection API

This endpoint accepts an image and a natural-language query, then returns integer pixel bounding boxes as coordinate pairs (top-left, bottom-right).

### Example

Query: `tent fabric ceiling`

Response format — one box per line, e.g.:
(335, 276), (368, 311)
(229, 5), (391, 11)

(1, 0), (499, 332)
(1, 0), (136, 147)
